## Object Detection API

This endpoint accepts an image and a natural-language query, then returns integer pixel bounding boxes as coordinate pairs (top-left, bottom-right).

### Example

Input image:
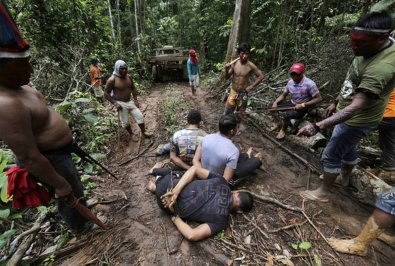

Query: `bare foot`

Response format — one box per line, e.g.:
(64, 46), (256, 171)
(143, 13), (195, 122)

(147, 180), (156, 193)
(246, 147), (253, 158)
(299, 189), (329, 202)
(254, 152), (262, 161)
(276, 129), (286, 140)
(269, 123), (279, 132)
(149, 162), (165, 175)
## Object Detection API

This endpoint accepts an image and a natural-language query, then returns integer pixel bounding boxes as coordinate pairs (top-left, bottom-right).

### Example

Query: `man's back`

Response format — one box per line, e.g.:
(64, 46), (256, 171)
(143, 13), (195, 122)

(200, 133), (239, 176)
(156, 172), (232, 234)
(0, 84), (72, 152)
(171, 128), (206, 164)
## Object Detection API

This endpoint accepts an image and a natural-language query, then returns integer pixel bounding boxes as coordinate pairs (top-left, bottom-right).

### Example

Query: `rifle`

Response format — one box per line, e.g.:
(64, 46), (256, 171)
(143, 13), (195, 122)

(256, 106), (296, 112)
(71, 142), (119, 180)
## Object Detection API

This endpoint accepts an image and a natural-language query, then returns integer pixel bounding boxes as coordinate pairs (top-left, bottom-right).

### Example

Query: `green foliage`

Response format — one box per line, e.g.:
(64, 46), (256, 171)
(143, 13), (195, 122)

(291, 241), (312, 250)
(0, 229), (16, 249)
(216, 230), (225, 239)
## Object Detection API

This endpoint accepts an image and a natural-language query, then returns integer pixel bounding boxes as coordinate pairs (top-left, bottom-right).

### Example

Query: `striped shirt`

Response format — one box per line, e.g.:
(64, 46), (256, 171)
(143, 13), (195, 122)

(284, 76), (319, 104)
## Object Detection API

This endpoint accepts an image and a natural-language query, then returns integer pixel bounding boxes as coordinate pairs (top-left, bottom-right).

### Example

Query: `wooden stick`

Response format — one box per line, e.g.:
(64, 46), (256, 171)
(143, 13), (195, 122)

(237, 189), (303, 213)
(227, 48), (256, 65)
(118, 139), (155, 166)
(6, 211), (48, 266)
(247, 118), (321, 174)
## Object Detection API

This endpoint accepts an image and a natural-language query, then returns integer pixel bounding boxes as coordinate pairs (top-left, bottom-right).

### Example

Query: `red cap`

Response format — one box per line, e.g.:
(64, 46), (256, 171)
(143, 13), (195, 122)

(290, 63), (305, 74)
(189, 49), (196, 56)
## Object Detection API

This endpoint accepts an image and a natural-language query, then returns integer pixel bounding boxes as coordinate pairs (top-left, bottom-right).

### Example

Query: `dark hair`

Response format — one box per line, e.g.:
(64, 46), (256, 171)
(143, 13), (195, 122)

(238, 192), (253, 212)
(355, 11), (393, 31)
(187, 109), (202, 124)
(91, 57), (98, 65)
(219, 114), (237, 135)
(237, 43), (251, 53)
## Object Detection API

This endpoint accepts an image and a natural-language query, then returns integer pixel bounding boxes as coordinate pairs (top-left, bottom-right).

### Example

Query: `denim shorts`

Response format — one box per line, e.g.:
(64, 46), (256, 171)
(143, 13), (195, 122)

(321, 123), (375, 174)
(375, 188), (395, 215)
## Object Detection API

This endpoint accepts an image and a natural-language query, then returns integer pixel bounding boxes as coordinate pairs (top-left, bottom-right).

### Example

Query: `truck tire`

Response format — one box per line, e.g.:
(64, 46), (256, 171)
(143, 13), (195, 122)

(152, 66), (163, 82)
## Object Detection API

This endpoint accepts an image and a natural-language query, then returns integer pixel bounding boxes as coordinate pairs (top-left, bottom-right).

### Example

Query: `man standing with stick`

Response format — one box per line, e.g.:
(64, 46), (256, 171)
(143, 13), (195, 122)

(224, 43), (264, 118)
(0, 3), (103, 233)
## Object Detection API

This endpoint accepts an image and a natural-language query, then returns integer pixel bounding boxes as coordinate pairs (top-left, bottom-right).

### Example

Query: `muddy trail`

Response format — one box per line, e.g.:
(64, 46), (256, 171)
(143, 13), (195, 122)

(58, 83), (395, 265)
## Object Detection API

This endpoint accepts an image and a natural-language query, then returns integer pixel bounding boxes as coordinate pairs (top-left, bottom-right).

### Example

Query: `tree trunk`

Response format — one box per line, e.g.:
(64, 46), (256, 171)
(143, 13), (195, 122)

(134, 0), (141, 52)
(107, 0), (116, 48)
(116, 0), (122, 50)
(223, 0), (251, 73)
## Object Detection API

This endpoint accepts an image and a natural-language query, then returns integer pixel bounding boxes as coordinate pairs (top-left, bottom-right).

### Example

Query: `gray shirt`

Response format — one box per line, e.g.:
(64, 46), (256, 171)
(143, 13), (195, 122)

(200, 133), (239, 175)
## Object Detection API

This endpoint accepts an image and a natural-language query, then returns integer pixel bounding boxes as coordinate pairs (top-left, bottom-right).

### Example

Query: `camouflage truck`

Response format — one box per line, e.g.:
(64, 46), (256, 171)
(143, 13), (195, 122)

(149, 45), (189, 82)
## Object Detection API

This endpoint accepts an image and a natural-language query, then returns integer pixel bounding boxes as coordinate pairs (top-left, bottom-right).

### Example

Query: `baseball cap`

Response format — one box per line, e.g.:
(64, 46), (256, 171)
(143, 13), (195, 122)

(290, 63), (305, 74)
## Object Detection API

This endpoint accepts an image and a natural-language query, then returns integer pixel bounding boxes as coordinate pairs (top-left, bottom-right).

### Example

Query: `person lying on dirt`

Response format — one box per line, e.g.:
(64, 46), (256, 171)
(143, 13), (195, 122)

(147, 166), (253, 241)
(224, 43), (264, 118)
(297, 11), (395, 203)
(0, 3), (92, 234)
(153, 109), (207, 170)
(271, 63), (322, 140)
(104, 60), (151, 139)
(193, 114), (262, 187)
(329, 187), (395, 256)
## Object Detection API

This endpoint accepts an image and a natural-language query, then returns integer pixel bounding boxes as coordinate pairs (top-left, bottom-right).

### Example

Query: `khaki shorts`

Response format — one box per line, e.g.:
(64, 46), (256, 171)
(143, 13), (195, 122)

(92, 85), (104, 98)
(116, 100), (144, 126)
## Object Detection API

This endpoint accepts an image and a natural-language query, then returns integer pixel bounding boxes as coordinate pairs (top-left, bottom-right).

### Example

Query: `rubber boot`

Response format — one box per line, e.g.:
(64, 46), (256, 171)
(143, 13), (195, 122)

(191, 86), (196, 96)
(340, 164), (354, 187)
(329, 217), (384, 256)
(138, 123), (152, 138)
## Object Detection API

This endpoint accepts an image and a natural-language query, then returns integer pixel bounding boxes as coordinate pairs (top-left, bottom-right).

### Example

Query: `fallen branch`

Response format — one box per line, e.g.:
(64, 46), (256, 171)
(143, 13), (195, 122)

(247, 118), (321, 175)
(237, 190), (302, 213)
(6, 211), (49, 266)
(268, 210), (322, 233)
(196, 242), (234, 266)
(242, 214), (269, 238)
(119, 139), (155, 166)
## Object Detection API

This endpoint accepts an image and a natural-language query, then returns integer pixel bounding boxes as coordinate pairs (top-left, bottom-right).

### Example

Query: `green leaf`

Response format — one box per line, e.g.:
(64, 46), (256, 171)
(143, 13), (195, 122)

(0, 229), (17, 248)
(83, 113), (98, 124)
(291, 243), (298, 250)
(56, 232), (70, 249)
(55, 101), (72, 114)
(0, 209), (10, 219)
(36, 206), (48, 212)
(84, 163), (94, 174)
(9, 213), (23, 220)
(0, 176), (10, 203)
(299, 241), (312, 250)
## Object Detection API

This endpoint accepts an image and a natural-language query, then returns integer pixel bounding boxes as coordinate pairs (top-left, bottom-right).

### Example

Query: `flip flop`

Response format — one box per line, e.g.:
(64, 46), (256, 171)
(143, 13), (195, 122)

(299, 190), (329, 202)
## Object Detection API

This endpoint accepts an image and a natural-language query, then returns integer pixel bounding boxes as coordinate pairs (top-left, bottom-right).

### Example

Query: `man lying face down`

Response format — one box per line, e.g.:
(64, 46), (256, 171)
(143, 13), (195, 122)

(147, 166), (253, 241)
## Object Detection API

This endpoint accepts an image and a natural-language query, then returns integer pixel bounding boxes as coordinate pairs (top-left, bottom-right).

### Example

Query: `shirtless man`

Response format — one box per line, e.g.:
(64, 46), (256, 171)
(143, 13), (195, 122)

(105, 60), (151, 138)
(224, 43), (264, 116)
(0, 3), (90, 233)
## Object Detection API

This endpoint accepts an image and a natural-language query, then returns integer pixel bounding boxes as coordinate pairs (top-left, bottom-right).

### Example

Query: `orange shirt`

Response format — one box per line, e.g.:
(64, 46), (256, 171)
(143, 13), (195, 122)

(90, 65), (102, 86)
(384, 88), (395, 118)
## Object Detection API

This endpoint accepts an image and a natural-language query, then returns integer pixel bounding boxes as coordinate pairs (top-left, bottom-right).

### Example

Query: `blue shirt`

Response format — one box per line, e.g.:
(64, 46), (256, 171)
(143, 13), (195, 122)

(187, 59), (200, 76)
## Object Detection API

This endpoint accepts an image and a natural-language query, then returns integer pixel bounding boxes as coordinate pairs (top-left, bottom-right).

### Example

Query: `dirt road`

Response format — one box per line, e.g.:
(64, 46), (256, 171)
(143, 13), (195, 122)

(59, 83), (395, 265)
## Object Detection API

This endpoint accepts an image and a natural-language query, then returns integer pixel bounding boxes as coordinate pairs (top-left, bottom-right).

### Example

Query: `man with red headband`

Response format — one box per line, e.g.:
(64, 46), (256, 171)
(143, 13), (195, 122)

(298, 11), (395, 203)
(271, 63), (322, 139)
(224, 43), (264, 117)
(187, 49), (200, 95)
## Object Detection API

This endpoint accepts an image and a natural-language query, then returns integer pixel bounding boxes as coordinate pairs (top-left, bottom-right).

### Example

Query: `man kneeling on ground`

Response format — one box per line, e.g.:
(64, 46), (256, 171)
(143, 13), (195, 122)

(147, 166), (253, 241)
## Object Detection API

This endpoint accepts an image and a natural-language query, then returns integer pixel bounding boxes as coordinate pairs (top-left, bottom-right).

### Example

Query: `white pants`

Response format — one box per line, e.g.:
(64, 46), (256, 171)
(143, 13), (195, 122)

(116, 100), (144, 127)
(189, 74), (200, 87)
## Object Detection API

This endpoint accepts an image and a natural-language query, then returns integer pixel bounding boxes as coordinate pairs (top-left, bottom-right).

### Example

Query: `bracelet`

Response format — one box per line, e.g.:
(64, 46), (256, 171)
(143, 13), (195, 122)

(301, 102), (305, 108)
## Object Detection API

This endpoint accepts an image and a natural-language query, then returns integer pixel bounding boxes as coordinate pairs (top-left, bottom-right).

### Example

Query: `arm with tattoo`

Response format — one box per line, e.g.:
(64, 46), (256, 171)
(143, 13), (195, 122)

(298, 92), (369, 136)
